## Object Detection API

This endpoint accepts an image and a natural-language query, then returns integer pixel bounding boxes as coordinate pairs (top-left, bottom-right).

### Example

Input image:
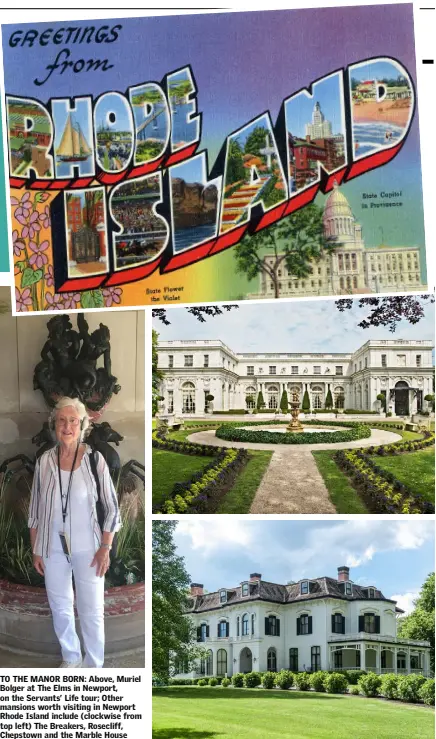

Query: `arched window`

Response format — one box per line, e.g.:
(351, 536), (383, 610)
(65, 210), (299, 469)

(206, 650), (213, 676)
(267, 385), (279, 409)
(217, 649), (227, 676)
(267, 648), (277, 672)
(251, 614), (255, 635)
(245, 386), (256, 409)
(312, 385), (323, 409)
(182, 382), (195, 413)
(334, 387), (345, 409)
(242, 614), (249, 636)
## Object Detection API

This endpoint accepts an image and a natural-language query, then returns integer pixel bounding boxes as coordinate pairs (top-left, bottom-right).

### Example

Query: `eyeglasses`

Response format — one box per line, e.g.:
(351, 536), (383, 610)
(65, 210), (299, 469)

(55, 416), (81, 427)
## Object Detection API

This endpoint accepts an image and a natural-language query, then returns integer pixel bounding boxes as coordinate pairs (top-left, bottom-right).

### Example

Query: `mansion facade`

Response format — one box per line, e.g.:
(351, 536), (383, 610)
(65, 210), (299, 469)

(157, 338), (434, 417)
(249, 183), (426, 299)
(177, 567), (431, 678)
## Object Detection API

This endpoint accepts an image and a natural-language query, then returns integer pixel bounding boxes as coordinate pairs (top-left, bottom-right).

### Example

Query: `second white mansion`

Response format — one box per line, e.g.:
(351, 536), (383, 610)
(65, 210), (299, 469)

(157, 338), (434, 417)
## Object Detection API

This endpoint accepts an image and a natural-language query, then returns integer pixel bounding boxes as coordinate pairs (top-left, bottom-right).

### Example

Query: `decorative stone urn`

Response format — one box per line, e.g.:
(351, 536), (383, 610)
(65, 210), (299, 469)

(286, 392), (304, 433)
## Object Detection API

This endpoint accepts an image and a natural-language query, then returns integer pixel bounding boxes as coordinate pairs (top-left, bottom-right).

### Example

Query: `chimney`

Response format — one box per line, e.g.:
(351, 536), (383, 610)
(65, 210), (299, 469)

(337, 566), (350, 582)
(250, 573), (262, 582)
(190, 583), (204, 596)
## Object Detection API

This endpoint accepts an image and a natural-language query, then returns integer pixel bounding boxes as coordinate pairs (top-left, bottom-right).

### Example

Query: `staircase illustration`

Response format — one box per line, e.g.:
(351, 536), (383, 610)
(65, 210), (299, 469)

(221, 176), (270, 232)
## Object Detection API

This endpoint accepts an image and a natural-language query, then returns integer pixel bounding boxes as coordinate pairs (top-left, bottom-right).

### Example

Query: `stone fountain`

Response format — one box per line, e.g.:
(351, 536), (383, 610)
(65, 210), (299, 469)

(286, 391), (304, 433)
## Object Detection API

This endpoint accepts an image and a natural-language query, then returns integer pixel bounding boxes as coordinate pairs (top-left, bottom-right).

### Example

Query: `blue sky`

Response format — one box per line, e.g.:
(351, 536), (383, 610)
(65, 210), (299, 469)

(174, 519), (434, 615)
(153, 296), (435, 355)
(285, 73), (344, 139)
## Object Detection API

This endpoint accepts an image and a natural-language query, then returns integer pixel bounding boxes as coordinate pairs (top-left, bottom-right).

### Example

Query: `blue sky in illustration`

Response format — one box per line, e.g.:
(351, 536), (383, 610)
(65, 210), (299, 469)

(153, 296), (435, 355)
(174, 519), (434, 615)
(285, 73), (344, 139)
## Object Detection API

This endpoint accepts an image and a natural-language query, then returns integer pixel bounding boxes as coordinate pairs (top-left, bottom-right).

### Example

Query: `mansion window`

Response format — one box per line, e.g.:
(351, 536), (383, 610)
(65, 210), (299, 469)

(297, 614), (312, 635)
(168, 354), (174, 368)
(332, 613), (345, 634)
(251, 614), (255, 635)
(197, 624), (209, 642)
(300, 580), (309, 595)
(206, 650), (213, 676)
(397, 653), (406, 670)
(267, 386), (279, 409)
(265, 615), (280, 636)
(311, 646), (321, 672)
(241, 582), (249, 597)
(269, 366), (277, 375)
(312, 387), (323, 409)
(368, 588), (375, 599)
(345, 582), (353, 596)
(292, 366), (298, 374)
(333, 650), (342, 669)
(182, 382), (195, 413)
(416, 355), (422, 367)
(184, 355), (193, 367)
(219, 590), (227, 604)
(313, 366), (321, 375)
(289, 648), (298, 672)
(247, 366), (254, 375)
(245, 389), (256, 409)
(267, 648), (277, 672)
(335, 366), (343, 375)
(217, 649), (227, 676)
(359, 613), (380, 634)
(168, 391), (174, 413)
(242, 614), (249, 636)
(334, 390), (345, 409)
(381, 354), (387, 368)
(175, 657), (189, 674)
(204, 355), (209, 367)
(236, 617), (240, 637)
(218, 621), (229, 638)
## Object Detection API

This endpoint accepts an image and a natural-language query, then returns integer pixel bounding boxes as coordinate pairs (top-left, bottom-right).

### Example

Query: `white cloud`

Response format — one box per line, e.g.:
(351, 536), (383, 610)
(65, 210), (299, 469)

(176, 519), (254, 554)
(390, 591), (418, 615)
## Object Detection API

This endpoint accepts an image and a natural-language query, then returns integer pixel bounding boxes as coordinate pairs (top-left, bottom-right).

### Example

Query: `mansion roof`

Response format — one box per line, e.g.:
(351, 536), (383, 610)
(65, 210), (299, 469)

(186, 577), (398, 614)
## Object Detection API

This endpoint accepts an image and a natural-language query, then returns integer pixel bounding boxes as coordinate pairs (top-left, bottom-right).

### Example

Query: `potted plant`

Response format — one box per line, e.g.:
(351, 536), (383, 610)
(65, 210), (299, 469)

(205, 394), (214, 413)
(246, 395), (255, 414)
(424, 394), (435, 413)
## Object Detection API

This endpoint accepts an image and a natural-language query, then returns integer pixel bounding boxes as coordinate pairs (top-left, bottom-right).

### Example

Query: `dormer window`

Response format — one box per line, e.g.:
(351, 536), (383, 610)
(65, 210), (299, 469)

(300, 580), (309, 595)
(368, 588), (375, 599)
(345, 582), (352, 596)
(241, 582), (249, 597)
(220, 589), (227, 604)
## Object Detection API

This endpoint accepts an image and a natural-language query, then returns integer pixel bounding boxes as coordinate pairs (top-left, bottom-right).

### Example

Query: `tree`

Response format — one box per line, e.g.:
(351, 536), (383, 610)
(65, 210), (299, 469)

(153, 521), (202, 680)
(226, 139), (246, 185)
(257, 390), (265, 410)
(280, 389), (289, 413)
(302, 389), (310, 412)
(152, 329), (164, 416)
(152, 304), (239, 326)
(244, 126), (268, 157)
(325, 388), (333, 409)
(235, 204), (339, 299)
(397, 573), (435, 669)
(336, 295), (434, 333)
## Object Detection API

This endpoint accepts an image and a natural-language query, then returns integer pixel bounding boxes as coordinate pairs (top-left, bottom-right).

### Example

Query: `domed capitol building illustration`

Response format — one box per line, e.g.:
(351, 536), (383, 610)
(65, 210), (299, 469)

(252, 183), (426, 298)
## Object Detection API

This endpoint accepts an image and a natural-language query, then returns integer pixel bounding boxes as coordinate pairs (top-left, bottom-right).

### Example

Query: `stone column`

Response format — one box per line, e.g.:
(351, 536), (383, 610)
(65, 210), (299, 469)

(375, 645), (380, 674)
(362, 643), (367, 672)
(195, 385), (205, 416)
(174, 384), (182, 415)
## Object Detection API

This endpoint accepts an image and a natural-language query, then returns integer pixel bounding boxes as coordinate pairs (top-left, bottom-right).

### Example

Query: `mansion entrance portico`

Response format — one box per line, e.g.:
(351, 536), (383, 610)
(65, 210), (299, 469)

(329, 634), (431, 677)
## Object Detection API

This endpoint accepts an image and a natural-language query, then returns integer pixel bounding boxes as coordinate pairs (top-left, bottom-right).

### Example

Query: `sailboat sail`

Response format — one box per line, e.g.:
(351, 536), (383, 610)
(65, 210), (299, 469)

(56, 114), (91, 161)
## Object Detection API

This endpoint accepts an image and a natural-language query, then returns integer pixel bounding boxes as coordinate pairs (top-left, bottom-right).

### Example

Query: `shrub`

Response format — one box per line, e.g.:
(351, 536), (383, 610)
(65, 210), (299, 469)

(325, 389), (333, 410)
(294, 672), (311, 691)
(397, 674), (427, 703)
(208, 677), (218, 687)
(349, 685), (360, 695)
(243, 672), (262, 688)
(280, 390), (289, 413)
(261, 672), (276, 689)
(302, 390), (310, 412)
(324, 672), (349, 694)
(380, 673), (399, 700)
(221, 677), (231, 688)
(197, 679), (207, 686)
(419, 679), (435, 706)
(275, 670), (294, 690)
(231, 673), (244, 688)
(309, 671), (327, 692)
(358, 673), (382, 697)
(343, 670), (367, 685)
(256, 391), (265, 410)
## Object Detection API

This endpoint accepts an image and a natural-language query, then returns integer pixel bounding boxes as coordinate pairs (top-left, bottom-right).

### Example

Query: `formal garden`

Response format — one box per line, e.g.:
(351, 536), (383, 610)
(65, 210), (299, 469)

(152, 417), (435, 514)
(153, 670), (434, 739)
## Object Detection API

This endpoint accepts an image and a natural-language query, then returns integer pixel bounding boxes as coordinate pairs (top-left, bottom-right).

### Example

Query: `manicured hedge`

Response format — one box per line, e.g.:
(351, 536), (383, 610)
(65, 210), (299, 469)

(344, 409), (379, 414)
(152, 428), (219, 456)
(334, 448), (435, 514)
(215, 422), (371, 445)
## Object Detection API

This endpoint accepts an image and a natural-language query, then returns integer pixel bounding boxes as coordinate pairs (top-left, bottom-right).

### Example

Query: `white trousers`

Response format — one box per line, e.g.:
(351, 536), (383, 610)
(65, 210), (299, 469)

(43, 550), (105, 667)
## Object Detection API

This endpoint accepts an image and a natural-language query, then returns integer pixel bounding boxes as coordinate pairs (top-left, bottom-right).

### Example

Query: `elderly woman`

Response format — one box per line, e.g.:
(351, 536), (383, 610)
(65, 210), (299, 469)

(29, 397), (121, 668)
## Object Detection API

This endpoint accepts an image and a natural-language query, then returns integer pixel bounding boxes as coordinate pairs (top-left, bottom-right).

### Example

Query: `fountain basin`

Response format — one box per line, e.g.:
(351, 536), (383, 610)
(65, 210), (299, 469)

(238, 425), (344, 434)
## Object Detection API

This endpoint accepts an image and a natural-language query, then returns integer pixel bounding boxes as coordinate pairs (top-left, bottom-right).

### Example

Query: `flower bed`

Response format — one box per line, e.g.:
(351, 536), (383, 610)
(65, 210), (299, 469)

(362, 430), (435, 457)
(152, 428), (219, 456)
(154, 448), (249, 514)
(215, 421), (371, 445)
(334, 449), (434, 513)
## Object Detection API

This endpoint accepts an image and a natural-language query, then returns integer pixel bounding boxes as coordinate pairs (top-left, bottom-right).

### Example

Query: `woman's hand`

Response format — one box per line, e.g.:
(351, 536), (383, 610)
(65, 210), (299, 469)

(33, 555), (45, 576)
(91, 547), (110, 578)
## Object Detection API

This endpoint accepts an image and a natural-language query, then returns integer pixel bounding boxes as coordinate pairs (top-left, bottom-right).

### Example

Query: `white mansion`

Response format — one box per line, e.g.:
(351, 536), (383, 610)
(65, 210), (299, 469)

(157, 338), (434, 417)
(250, 183), (426, 298)
(177, 567), (431, 678)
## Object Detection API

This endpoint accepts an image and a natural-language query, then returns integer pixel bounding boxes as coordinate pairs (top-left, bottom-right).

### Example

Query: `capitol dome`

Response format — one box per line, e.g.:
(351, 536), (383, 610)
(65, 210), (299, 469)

(323, 181), (356, 240)
(323, 181), (353, 220)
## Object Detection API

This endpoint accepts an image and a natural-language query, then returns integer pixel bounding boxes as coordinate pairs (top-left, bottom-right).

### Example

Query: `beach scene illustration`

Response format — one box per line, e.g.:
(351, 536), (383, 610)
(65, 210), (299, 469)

(350, 59), (413, 158)
(111, 174), (168, 268)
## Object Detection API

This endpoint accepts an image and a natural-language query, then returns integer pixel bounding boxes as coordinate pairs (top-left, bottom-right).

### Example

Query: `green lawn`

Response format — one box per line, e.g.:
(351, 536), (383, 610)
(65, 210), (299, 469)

(217, 451), (272, 513)
(152, 449), (214, 506)
(312, 450), (368, 514)
(153, 687), (434, 739)
(374, 447), (435, 502)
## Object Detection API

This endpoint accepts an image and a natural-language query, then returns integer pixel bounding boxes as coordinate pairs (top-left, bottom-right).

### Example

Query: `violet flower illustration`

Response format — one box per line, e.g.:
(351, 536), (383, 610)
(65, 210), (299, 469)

(22, 211), (41, 240)
(12, 229), (24, 257)
(39, 205), (51, 229)
(45, 292), (66, 310)
(102, 287), (123, 307)
(11, 192), (32, 224)
(15, 287), (32, 312)
(29, 240), (49, 269)
(44, 265), (54, 287)
(63, 292), (81, 310)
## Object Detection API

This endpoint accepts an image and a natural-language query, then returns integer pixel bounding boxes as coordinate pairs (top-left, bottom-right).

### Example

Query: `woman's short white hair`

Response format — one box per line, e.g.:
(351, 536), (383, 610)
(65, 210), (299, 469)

(50, 396), (91, 441)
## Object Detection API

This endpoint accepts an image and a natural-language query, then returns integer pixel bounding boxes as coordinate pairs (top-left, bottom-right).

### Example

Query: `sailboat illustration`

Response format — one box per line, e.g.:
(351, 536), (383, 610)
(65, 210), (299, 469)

(56, 114), (92, 162)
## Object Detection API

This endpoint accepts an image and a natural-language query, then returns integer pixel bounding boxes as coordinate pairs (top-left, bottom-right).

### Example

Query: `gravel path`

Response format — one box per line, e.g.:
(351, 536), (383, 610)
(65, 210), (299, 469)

(186, 427), (402, 514)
